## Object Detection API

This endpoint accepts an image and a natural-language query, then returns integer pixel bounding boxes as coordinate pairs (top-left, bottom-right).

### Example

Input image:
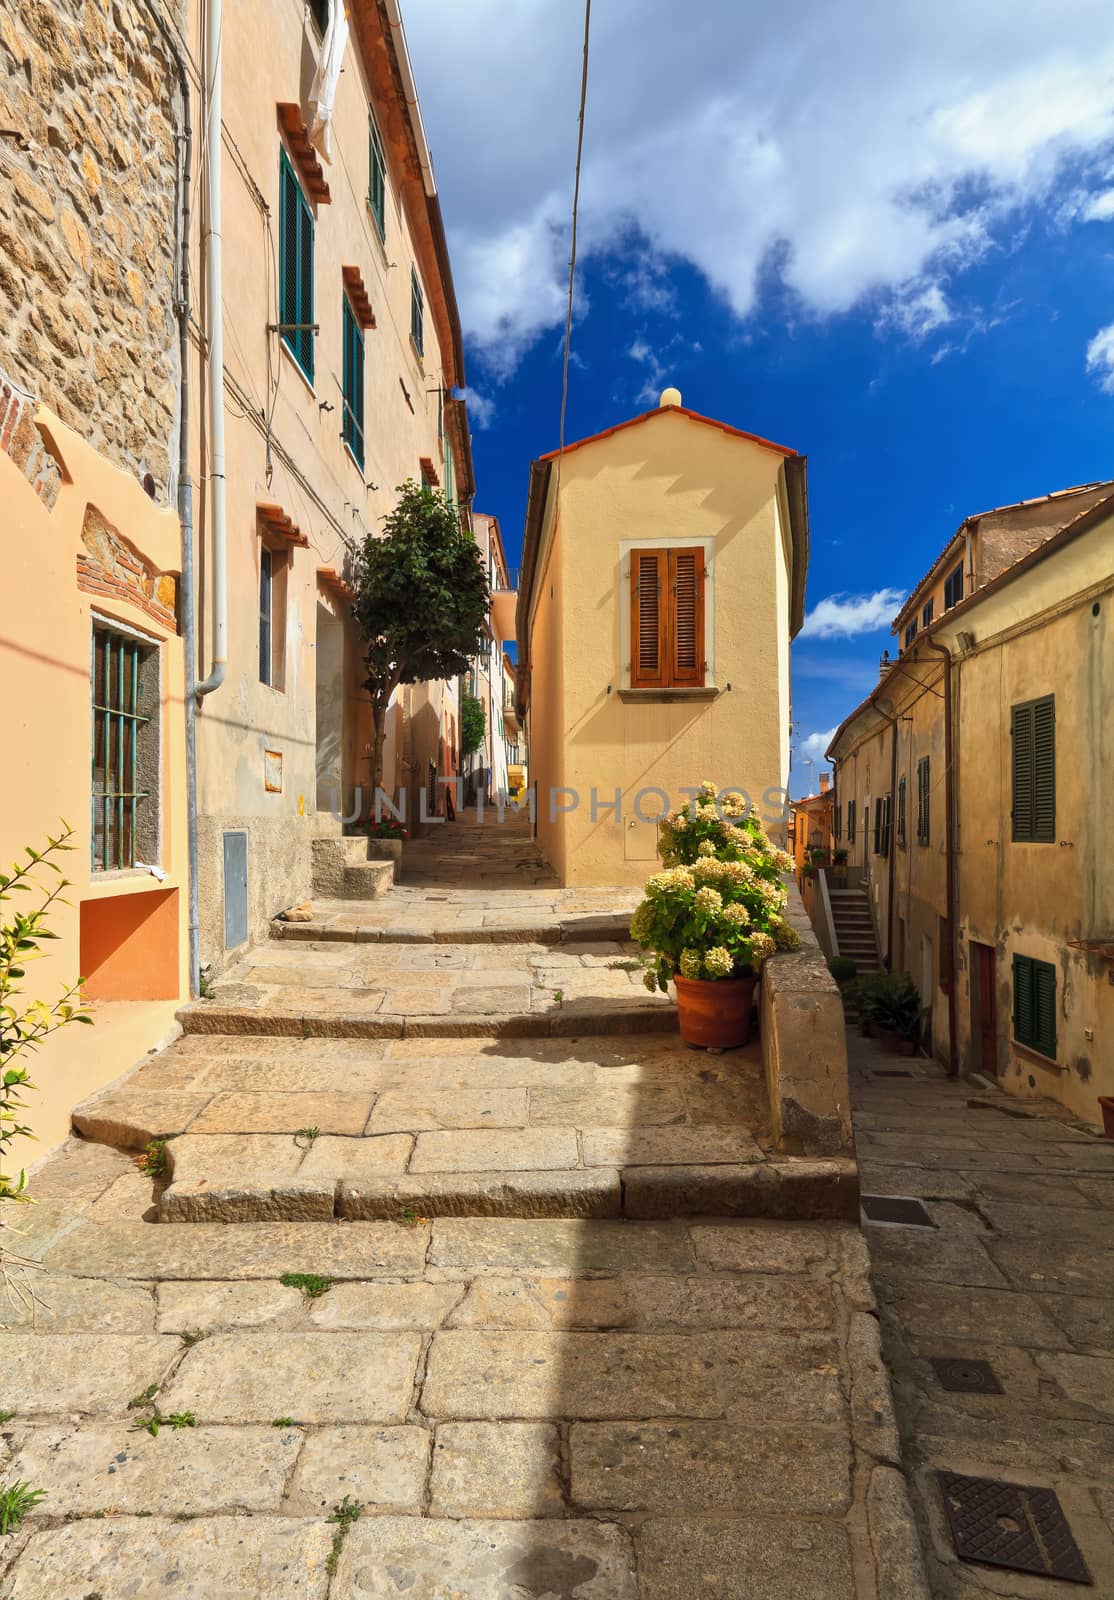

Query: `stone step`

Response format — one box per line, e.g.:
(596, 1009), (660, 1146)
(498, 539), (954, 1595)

(342, 861), (395, 899)
(176, 1003), (678, 1041)
(68, 1034), (858, 1226)
(270, 909), (634, 946)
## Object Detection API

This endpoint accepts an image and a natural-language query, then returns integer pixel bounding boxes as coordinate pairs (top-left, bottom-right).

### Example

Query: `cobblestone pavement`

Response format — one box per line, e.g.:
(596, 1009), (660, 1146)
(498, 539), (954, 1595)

(852, 1030), (1114, 1597)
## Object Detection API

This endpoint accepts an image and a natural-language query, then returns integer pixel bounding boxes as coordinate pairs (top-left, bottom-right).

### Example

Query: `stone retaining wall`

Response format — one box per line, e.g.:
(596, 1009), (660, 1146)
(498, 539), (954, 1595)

(761, 881), (855, 1157)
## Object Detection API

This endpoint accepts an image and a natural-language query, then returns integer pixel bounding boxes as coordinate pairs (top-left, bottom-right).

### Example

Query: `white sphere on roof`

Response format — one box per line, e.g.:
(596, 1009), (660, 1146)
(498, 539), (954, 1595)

(659, 387), (682, 408)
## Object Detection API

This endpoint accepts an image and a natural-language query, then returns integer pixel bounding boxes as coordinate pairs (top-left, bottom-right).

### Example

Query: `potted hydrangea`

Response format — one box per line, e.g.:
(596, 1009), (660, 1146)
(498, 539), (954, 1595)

(630, 791), (799, 1048)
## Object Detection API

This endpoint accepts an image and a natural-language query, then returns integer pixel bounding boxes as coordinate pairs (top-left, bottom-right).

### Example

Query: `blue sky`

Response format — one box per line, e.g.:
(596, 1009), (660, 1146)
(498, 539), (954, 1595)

(404, 0), (1114, 796)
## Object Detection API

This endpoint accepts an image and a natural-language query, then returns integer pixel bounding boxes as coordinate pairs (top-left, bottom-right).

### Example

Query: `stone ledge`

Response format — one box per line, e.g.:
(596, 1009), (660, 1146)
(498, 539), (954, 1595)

(174, 1004), (678, 1042)
(761, 884), (854, 1157)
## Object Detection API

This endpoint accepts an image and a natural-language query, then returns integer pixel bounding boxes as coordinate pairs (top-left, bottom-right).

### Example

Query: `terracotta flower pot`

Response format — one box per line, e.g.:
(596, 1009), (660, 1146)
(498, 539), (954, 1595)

(674, 973), (756, 1049)
(1099, 1096), (1114, 1140)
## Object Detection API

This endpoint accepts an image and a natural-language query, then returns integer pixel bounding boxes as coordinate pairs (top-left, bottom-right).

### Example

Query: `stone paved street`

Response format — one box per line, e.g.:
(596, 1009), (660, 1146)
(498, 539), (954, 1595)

(852, 1030), (1114, 1597)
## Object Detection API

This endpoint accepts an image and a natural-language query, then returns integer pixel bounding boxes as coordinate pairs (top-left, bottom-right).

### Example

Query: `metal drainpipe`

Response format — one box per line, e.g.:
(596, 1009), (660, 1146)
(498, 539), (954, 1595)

(141, 0), (201, 996)
(925, 635), (959, 1074)
(195, 0), (228, 703)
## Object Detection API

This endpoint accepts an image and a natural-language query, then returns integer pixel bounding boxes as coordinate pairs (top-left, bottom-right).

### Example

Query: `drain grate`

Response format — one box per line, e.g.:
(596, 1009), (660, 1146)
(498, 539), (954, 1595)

(931, 1357), (1004, 1395)
(860, 1194), (936, 1228)
(937, 1472), (1092, 1584)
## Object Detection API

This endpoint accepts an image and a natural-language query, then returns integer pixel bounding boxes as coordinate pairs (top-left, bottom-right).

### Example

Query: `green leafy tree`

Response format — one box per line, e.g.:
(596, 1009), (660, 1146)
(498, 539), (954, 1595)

(1, 826), (93, 1205)
(353, 481), (489, 795)
(460, 693), (486, 760)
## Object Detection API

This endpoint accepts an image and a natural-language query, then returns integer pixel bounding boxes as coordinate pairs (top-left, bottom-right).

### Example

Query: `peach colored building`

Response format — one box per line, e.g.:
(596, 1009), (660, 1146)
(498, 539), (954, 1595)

(516, 389), (809, 886)
(185, 0), (475, 970)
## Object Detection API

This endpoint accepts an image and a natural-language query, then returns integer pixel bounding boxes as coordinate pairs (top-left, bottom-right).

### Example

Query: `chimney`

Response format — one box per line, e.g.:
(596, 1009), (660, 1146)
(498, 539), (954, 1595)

(819, 773), (830, 793)
(659, 387), (682, 408)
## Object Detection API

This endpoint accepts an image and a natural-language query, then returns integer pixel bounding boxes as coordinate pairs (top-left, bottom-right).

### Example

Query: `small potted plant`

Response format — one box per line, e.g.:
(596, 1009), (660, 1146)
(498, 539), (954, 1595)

(831, 847), (849, 888)
(862, 971), (922, 1053)
(631, 790), (799, 1049)
(360, 814), (408, 868)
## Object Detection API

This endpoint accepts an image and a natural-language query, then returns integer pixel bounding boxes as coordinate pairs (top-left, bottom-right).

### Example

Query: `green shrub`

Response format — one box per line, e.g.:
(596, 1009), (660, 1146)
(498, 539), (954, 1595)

(828, 956), (858, 983)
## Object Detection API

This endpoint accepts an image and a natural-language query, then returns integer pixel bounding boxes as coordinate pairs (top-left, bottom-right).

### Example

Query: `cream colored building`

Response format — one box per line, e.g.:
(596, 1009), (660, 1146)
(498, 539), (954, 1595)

(516, 391), (809, 885)
(186, 0), (474, 969)
(828, 484), (1114, 1124)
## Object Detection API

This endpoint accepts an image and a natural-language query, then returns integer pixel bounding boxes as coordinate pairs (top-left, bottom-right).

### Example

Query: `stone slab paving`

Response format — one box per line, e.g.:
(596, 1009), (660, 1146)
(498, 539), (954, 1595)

(1, 1178), (915, 1600)
(851, 1028), (1114, 1598)
(65, 1032), (856, 1223)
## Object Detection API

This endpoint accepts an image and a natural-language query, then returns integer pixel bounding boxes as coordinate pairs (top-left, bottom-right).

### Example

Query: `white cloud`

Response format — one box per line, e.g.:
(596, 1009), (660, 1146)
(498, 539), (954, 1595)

(797, 728), (837, 763)
(460, 386), (496, 429)
(1085, 323), (1114, 393)
(402, 0), (1114, 373)
(1082, 188), (1114, 221)
(799, 588), (906, 639)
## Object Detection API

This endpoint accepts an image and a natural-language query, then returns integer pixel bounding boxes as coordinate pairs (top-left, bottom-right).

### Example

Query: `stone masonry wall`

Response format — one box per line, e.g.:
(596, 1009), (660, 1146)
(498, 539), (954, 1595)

(0, 0), (182, 492)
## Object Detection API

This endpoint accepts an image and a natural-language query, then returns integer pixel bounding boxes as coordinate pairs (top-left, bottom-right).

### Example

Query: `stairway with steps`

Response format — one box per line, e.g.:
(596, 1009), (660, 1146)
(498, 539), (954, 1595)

(828, 884), (881, 975)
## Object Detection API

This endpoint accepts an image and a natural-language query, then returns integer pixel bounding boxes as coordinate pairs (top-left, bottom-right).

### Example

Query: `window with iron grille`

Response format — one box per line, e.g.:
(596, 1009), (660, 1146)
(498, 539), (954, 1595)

(943, 561), (963, 610)
(279, 149), (314, 382)
(1012, 953), (1056, 1058)
(368, 113), (387, 238)
(896, 774), (906, 846)
(342, 293), (365, 468)
(916, 755), (930, 844)
(1011, 694), (1055, 843)
(922, 598), (934, 627)
(410, 267), (424, 358)
(629, 547), (706, 688)
(91, 624), (159, 872)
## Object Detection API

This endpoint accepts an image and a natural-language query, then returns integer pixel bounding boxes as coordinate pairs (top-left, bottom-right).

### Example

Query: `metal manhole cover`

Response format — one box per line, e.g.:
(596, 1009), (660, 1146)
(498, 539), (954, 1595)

(937, 1472), (1092, 1584)
(931, 1357), (1004, 1394)
(860, 1194), (936, 1228)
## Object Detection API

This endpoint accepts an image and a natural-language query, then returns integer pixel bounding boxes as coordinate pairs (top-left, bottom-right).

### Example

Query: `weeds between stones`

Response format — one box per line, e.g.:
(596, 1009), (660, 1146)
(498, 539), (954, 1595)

(179, 1329), (209, 1348)
(0, 1411), (14, 1425)
(198, 966), (216, 999)
(396, 1208), (428, 1228)
(0, 1480), (46, 1534)
(325, 1496), (363, 1575)
(272, 1417), (302, 1428)
(279, 1271), (333, 1299)
(607, 958), (644, 972)
(136, 1140), (168, 1179)
(132, 1410), (196, 1438)
(293, 1126), (320, 1148)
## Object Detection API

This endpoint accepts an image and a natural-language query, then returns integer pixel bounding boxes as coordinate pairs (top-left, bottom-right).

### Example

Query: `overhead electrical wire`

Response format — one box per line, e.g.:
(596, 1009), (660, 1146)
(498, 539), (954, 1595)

(555, 0), (592, 491)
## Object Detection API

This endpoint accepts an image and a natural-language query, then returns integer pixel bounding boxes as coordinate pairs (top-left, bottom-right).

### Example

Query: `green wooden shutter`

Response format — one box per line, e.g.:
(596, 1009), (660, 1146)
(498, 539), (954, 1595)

(279, 151), (314, 382)
(410, 269), (424, 356)
(342, 296), (364, 468)
(1033, 960), (1056, 1057)
(1011, 701), (1035, 840)
(1012, 954), (1033, 1044)
(369, 116), (386, 237)
(1032, 697), (1055, 842)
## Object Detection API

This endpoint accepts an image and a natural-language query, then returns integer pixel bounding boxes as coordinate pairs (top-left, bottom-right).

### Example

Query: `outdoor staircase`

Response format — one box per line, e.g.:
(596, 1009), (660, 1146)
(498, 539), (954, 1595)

(311, 836), (396, 900)
(828, 885), (881, 975)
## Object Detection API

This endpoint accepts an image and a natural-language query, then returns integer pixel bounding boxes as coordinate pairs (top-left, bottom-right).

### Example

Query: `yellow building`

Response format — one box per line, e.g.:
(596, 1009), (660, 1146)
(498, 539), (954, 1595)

(516, 390), (809, 885)
(828, 484), (1114, 1124)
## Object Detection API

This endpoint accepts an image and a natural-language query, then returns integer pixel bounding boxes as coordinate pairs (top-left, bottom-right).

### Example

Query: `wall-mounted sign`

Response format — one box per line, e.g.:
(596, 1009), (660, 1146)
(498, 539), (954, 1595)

(264, 749), (283, 793)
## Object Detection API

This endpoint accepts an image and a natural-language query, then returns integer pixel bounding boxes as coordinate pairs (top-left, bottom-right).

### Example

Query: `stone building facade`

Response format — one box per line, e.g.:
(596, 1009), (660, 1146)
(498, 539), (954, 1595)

(0, 0), (182, 491)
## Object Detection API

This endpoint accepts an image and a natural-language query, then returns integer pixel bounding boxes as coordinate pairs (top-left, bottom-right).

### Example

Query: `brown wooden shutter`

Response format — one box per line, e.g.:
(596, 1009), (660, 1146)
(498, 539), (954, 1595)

(668, 549), (705, 686)
(630, 550), (665, 688)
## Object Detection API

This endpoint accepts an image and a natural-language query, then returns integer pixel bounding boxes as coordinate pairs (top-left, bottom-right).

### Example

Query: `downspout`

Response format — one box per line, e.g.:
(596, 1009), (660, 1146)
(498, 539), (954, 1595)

(141, 0), (199, 995)
(925, 635), (958, 1074)
(195, 0), (227, 704)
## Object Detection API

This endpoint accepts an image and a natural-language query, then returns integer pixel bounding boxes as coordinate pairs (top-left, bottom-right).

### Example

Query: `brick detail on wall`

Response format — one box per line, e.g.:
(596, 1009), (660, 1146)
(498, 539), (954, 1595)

(0, 0), (182, 491)
(0, 368), (63, 509)
(77, 502), (178, 630)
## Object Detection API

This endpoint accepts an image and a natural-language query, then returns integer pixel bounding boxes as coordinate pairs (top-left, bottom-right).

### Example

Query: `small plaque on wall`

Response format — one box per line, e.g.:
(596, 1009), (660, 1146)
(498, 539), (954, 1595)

(264, 749), (283, 792)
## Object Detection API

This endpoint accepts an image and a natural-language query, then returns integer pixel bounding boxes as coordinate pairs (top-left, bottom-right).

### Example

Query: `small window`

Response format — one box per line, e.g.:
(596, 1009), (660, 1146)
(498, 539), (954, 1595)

(368, 114), (387, 238)
(873, 795), (891, 857)
(834, 802), (842, 842)
(1011, 695), (1055, 843)
(630, 547), (705, 689)
(91, 624), (159, 871)
(1013, 954), (1056, 1059)
(896, 774), (906, 847)
(342, 293), (365, 469)
(916, 756), (930, 845)
(904, 619), (918, 648)
(259, 546), (287, 690)
(410, 268), (424, 358)
(922, 598), (934, 628)
(847, 799), (857, 851)
(279, 150), (315, 382)
(943, 561), (964, 610)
